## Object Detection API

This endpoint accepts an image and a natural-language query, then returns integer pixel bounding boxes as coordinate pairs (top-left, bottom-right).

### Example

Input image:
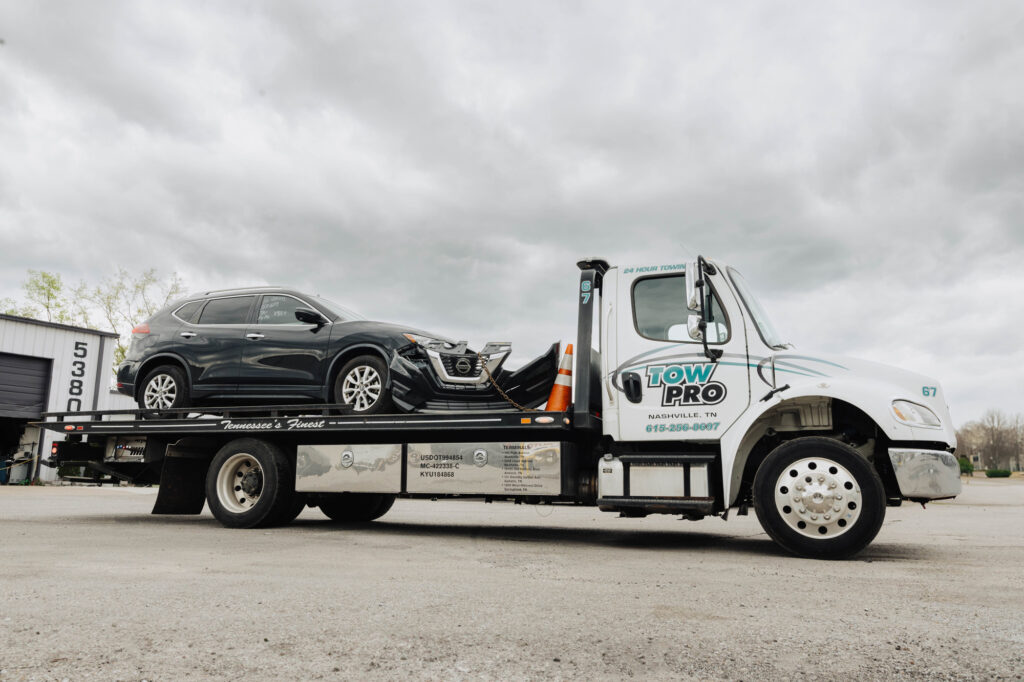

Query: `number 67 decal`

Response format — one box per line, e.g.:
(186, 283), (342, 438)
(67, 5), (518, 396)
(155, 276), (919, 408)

(922, 386), (937, 397)
(580, 280), (592, 305)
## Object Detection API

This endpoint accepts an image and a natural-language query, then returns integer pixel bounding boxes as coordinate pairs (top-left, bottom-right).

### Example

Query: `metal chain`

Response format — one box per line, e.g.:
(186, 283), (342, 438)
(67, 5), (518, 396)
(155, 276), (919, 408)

(476, 352), (540, 412)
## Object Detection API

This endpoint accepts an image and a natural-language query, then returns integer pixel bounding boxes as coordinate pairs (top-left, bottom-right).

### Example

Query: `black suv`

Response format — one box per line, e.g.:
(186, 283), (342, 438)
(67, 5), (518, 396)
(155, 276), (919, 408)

(116, 287), (557, 414)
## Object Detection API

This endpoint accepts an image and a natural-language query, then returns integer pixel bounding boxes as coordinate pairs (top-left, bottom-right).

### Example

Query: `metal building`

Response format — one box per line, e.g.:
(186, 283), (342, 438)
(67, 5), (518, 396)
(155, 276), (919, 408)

(0, 314), (131, 483)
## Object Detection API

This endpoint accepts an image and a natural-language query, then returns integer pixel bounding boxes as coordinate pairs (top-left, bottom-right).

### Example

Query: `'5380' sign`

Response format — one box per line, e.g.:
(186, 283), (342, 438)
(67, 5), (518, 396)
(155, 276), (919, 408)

(67, 341), (88, 412)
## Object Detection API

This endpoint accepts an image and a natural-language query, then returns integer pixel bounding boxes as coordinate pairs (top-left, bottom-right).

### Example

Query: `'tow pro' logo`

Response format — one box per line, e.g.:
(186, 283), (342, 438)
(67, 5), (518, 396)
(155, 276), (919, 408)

(645, 363), (727, 407)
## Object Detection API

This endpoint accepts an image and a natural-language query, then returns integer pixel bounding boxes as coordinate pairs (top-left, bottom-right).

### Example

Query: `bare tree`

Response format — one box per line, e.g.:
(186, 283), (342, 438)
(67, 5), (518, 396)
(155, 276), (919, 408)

(84, 268), (185, 366)
(4, 268), (185, 369)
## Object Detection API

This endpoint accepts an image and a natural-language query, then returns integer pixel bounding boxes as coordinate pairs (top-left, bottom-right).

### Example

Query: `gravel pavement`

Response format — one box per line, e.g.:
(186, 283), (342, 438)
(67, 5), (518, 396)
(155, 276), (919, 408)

(1, 478), (1022, 681)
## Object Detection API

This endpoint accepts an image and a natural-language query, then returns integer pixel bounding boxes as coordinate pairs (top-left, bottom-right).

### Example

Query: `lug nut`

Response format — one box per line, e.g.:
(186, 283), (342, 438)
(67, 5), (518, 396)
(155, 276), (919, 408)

(818, 475), (825, 483)
(836, 494), (842, 500)
(798, 507), (806, 514)
(810, 514), (818, 521)
(824, 514), (831, 521)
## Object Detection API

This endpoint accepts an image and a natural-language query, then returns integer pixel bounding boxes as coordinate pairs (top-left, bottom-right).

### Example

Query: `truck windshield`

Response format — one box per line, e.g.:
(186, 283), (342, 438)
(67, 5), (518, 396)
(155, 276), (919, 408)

(726, 268), (788, 349)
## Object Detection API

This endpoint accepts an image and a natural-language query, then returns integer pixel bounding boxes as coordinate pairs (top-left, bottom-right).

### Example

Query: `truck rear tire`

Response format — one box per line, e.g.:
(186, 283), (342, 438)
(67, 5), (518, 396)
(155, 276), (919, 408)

(318, 493), (396, 523)
(206, 438), (298, 529)
(752, 436), (885, 560)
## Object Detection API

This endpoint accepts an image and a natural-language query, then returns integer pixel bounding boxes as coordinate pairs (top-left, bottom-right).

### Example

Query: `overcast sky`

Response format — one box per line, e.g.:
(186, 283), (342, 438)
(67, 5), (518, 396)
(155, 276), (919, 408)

(1, 1), (1021, 425)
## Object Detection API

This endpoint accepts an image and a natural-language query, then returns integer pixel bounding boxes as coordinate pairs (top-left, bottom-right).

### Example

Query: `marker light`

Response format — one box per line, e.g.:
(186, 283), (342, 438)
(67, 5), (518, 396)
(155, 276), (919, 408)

(132, 323), (150, 334)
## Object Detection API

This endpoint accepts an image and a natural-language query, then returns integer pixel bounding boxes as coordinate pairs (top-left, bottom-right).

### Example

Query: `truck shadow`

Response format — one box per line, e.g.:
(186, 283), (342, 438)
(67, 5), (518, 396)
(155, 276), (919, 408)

(34, 512), (933, 562)
(292, 518), (935, 562)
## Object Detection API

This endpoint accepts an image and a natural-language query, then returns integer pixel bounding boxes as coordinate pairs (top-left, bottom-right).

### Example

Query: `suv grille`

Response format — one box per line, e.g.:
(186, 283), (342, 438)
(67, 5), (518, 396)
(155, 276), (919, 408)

(440, 354), (482, 378)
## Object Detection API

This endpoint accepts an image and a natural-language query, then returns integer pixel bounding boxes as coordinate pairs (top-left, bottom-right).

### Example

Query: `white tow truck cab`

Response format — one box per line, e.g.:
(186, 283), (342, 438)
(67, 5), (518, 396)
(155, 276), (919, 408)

(587, 256), (959, 556)
(41, 257), (960, 559)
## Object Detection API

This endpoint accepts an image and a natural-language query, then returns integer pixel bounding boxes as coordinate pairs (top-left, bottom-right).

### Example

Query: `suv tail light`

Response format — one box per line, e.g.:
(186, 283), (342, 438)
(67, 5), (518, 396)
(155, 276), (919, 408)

(132, 323), (150, 334)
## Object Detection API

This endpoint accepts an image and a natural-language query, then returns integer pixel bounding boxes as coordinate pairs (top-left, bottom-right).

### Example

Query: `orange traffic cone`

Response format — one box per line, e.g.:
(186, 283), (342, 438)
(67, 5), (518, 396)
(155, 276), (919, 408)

(545, 344), (573, 411)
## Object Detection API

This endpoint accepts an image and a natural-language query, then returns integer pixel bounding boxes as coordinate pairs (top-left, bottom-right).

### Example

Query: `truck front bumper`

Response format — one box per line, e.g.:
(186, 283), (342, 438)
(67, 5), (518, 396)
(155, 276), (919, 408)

(887, 448), (962, 501)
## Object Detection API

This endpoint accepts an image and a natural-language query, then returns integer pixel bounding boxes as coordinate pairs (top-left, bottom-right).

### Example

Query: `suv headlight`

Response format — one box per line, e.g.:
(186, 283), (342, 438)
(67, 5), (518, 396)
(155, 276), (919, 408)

(403, 333), (455, 349)
(891, 400), (942, 428)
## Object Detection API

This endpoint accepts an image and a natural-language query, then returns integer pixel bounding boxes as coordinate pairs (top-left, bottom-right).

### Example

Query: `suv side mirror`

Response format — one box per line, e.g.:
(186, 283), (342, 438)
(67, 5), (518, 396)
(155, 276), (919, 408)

(294, 308), (327, 326)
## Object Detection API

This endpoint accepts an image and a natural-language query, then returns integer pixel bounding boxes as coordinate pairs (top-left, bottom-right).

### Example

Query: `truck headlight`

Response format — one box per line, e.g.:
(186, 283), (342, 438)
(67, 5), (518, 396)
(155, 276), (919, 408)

(891, 400), (942, 428)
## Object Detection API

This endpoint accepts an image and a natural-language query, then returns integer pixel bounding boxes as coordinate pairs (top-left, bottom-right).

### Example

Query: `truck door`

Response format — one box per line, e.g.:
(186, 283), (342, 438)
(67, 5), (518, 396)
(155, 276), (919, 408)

(611, 264), (750, 442)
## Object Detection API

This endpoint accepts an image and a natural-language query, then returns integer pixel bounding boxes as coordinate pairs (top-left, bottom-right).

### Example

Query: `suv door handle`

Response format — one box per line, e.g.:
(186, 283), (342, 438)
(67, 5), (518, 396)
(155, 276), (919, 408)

(179, 331), (197, 339)
(246, 333), (265, 340)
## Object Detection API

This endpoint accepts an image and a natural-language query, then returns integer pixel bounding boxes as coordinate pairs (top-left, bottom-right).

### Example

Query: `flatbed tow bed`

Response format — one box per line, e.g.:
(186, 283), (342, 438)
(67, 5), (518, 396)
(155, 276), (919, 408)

(37, 257), (962, 559)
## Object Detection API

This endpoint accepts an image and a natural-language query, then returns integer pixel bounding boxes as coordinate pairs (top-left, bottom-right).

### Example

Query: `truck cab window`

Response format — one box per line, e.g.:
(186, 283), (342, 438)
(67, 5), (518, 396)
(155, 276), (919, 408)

(632, 274), (728, 343)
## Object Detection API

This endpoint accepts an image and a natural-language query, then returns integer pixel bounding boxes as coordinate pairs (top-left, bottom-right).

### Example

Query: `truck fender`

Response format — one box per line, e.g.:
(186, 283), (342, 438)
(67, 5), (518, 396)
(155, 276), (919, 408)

(720, 378), (924, 508)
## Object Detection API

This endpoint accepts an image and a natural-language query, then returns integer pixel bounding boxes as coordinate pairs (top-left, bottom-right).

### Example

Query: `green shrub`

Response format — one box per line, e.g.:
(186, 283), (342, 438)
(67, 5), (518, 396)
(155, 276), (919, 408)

(985, 469), (1012, 478)
(958, 457), (973, 475)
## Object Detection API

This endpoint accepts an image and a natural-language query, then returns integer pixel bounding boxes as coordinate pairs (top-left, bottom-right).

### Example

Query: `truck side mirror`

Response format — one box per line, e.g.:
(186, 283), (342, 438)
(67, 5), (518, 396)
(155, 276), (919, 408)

(687, 313), (703, 341)
(686, 260), (701, 311)
(622, 372), (643, 404)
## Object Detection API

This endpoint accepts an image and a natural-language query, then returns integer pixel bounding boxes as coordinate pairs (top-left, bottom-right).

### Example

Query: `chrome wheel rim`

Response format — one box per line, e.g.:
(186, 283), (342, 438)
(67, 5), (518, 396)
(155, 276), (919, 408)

(216, 453), (264, 513)
(143, 374), (177, 409)
(774, 457), (863, 539)
(341, 366), (382, 412)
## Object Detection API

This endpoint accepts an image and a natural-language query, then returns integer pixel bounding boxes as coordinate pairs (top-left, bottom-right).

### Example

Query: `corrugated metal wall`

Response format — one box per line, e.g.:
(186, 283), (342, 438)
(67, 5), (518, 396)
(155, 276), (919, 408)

(0, 315), (118, 481)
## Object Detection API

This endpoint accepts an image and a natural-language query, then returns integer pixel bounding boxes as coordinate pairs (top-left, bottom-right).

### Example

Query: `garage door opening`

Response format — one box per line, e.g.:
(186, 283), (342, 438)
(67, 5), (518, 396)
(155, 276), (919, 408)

(1, 352), (53, 483)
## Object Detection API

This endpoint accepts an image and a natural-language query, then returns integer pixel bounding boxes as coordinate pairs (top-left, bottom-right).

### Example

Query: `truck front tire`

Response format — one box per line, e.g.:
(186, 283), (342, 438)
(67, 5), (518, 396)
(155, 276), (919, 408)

(206, 439), (299, 528)
(318, 493), (396, 523)
(753, 437), (885, 560)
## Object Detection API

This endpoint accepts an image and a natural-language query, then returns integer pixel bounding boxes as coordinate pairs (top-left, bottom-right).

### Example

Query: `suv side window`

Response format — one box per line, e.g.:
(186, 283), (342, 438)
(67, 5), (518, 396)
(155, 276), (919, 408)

(257, 295), (307, 325)
(174, 300), (203, 324)
(197, 296), (255, 325)
(632, 274), (729, 343)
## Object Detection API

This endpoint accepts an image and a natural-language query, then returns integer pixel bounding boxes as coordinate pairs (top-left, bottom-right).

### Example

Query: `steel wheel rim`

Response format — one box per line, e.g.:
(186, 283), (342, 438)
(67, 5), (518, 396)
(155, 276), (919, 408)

(216, 453), (264, 513)
(143, 374), (177, 409)
(773, 457), (863, 539)
(341, 365), (382, 412)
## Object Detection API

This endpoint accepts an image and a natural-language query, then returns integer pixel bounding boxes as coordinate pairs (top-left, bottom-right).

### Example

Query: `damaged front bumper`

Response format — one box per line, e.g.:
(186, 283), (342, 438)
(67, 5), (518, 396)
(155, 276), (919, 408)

(388, 341), (560, 412)
(888, 448), (962, 501)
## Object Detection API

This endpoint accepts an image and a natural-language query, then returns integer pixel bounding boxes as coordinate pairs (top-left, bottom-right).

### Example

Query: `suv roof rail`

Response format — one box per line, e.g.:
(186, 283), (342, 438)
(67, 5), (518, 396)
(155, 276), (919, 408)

(186, 286), (291, 297)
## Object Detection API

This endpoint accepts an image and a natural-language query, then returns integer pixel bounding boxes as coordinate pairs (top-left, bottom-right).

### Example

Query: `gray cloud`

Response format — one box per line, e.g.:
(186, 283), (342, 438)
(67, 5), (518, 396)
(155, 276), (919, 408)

(1, 0), (1022, 423)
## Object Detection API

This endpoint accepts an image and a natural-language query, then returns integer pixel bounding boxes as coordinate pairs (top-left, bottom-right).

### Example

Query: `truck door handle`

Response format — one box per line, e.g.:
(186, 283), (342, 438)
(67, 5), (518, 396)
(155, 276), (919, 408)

(179, 331), (197, 339)
(245, 333), (265, 340)
(622, 372), (643, 404)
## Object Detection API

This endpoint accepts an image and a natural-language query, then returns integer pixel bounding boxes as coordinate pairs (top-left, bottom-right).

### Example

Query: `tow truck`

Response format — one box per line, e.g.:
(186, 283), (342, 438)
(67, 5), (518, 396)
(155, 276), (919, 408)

(39, 257), (962, 559)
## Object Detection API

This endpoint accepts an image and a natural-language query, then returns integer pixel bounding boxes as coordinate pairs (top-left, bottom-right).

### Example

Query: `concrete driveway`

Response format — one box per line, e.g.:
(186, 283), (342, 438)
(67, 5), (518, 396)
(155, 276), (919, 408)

(1, 478), (1022, 680)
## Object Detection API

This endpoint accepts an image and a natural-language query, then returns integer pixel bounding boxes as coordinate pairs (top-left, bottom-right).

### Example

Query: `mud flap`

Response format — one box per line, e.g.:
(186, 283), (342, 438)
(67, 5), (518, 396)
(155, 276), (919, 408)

(152, 456), (208, 515)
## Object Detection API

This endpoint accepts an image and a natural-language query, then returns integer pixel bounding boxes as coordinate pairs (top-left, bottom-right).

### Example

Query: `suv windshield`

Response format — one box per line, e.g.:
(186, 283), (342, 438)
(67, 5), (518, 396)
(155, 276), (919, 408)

(314, 296), (366, 322)
(726, 268), (788, 349)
